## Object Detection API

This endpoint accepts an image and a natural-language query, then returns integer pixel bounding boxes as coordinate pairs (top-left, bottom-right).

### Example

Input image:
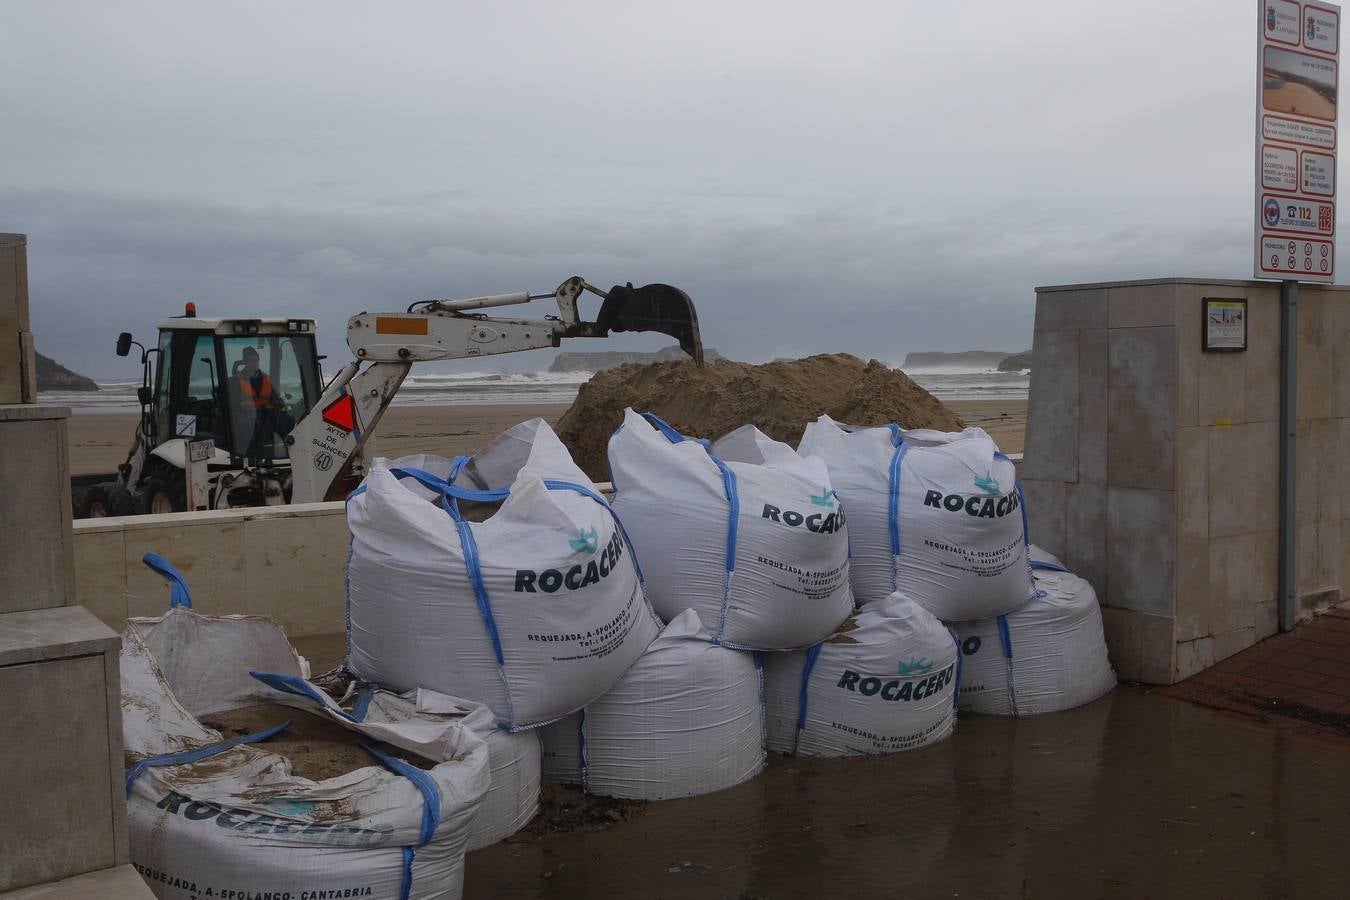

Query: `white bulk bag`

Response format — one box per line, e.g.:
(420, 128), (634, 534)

(391, 417), (591, 494)
(950, 548), (1116, 715)
(798, 416), (1033, 619)
(609, 410), (854, 650)
(466, 717), (541, 850)
(468, 729), (541, 850)
(763, 593), (958, 757)
(248, 679), (540, 853)
(539, 712), (585, 785)
(562, 609), (766, 799)
(122, 607), (490, 900)
(402, 689), (542, 852)
(346, 451), (661, 729)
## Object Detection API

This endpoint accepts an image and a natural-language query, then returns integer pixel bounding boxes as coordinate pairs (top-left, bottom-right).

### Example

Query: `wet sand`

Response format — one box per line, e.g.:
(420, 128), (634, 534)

(64, 399), (1025, 476)
(948, 398), (1025, 454)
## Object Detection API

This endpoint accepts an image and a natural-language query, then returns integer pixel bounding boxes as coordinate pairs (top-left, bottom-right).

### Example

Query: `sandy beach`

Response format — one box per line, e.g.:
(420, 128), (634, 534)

(65, 398), (1026, 476)
(1264, 80), (1336, 120)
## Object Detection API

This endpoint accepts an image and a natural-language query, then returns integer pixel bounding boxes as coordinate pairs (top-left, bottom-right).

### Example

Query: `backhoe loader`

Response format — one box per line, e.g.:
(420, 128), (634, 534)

(72, 276), (701, 515)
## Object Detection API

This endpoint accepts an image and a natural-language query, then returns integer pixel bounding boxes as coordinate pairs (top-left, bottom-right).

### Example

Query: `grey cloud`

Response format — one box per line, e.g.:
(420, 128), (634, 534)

(9, 184), (1251, 379)
(0, 1), (1289, 376)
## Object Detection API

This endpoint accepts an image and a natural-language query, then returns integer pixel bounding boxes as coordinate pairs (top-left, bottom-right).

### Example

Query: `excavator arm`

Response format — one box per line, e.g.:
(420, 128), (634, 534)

(286, 275), (702, 503)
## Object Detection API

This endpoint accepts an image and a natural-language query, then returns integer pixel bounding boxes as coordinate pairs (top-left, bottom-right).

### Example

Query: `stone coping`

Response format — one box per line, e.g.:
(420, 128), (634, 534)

(1036, 277), (1350, 293)
(73, 501), (348, 534)
(0, 864), (154, 899)
(0, 404), (71, 422)
(73, 483), (625, 534)
(0, 605), (119, 666)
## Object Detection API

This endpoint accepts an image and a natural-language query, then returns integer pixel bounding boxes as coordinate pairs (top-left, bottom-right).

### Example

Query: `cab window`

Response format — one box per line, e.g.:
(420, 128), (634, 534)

(221, 336), (319, 459)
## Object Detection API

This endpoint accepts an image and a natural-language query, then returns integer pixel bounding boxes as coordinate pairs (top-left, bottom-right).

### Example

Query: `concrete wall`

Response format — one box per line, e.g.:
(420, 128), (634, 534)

(75, 502), (349, 637)
(1023, 278), (1350, 684)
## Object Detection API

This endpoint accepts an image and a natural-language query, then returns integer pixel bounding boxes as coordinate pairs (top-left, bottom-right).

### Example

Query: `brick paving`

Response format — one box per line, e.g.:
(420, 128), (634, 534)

(1157, 602), (1350, 737)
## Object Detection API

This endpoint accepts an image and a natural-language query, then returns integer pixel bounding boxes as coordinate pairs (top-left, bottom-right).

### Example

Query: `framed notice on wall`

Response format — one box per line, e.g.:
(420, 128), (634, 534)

(1203, 298), (1249, 352)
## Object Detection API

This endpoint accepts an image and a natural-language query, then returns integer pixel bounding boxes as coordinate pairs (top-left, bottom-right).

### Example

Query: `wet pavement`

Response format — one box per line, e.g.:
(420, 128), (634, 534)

(1159, 603), (1350, 739)
(290, 634), (1350, 898)
(466, 688), (1349, 899)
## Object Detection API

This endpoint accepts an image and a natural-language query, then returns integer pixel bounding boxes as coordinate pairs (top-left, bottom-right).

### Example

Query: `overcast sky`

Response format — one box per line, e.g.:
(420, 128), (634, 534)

(2, 1), (1283, 376)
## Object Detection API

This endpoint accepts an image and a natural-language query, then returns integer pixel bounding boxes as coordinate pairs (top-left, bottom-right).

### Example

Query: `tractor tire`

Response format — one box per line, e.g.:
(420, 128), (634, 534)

(141, 474), (185, 515)
(72, 485), (94, 518)
(85, 482), (136, 518)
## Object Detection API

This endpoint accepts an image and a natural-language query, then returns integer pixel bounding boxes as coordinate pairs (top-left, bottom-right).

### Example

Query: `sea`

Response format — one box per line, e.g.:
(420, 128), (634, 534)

(38, 366), (1030, 413)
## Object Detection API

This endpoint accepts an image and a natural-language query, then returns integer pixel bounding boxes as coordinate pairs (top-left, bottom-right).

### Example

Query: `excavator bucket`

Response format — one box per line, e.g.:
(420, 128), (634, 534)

(596, 283), (705, 366)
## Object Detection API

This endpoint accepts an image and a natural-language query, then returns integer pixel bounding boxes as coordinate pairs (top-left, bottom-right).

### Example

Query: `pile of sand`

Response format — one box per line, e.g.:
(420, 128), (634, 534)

(555, 353), (964, 482)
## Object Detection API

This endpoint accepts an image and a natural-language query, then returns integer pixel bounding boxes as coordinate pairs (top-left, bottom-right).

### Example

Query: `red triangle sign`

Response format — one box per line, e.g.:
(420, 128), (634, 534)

(321, 393), (358, 432)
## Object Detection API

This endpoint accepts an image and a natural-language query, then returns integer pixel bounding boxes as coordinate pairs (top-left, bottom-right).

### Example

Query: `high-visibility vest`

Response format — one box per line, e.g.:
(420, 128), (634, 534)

(237, 372), (276, 409)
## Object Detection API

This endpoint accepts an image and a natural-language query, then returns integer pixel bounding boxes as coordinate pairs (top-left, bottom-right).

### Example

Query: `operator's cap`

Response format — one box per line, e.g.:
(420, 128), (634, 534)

(243, 346), (259, 361)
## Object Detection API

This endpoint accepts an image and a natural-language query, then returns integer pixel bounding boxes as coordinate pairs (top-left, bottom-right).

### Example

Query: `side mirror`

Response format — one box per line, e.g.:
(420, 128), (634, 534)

(116, 333), (133, 357)
(137, 386), (153, 405)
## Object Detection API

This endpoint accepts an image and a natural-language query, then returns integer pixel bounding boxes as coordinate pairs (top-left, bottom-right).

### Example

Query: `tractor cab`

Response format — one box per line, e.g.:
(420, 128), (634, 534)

(114, 305), (321, 511)
(148, 315), (321, 463)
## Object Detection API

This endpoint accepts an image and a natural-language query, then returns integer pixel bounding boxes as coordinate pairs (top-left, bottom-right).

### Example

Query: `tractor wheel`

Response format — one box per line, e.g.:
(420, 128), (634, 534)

(141, 474), (185, 515)
(85, 483), (136, 517)
(72, 485), (94, 518)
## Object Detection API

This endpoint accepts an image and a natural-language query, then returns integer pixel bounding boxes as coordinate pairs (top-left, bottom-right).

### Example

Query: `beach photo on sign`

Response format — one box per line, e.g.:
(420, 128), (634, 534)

(1263, 46), (1337, 121)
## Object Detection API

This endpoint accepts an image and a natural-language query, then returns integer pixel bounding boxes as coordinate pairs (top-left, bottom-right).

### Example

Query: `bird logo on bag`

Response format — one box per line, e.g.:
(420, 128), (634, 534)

(568, 527), (600, 555)
(896, 657), (935, 676)
(810, 488), (837, 507)
(973, 471), (1001, 495)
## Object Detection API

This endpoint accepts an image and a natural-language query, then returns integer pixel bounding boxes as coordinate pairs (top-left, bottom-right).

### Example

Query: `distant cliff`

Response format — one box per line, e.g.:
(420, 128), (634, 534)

(996, 351), (1033, 372)
(901, 350), (1020, 370)
(549, 346), (722, 373)
(36, 352), (99, 391)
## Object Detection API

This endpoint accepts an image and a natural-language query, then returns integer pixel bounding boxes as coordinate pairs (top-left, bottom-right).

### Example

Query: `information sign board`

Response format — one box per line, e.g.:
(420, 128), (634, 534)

(1256, 1), (1340, 280)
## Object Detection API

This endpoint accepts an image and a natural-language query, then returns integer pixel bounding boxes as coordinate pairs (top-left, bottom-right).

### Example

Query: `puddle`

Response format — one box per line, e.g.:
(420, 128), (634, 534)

(467, 688), (1350, 898)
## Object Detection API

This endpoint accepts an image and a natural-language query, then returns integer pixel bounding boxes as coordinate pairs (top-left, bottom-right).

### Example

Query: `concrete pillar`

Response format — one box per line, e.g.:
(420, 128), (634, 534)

(0, 234), (36, 403)
(0, 234), (148, 896)
(1022, 278), (1350, 684)
(0, 609), (128, 892)
(0, 405), (76, 611)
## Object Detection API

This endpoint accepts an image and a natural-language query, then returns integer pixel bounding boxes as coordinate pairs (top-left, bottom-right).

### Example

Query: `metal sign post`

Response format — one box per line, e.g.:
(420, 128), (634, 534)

(1279, 279), (1298, 632)
(1256, 1), (1339, 631)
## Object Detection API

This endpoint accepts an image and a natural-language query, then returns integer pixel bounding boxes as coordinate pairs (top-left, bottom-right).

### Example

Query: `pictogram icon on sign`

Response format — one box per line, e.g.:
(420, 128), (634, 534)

(1265, 199), (1282, 227)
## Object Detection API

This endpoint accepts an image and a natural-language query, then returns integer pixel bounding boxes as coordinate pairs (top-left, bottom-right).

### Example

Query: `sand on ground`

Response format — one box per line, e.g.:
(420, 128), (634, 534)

(65, 399), (1025, 477)
(947, 399), (1026, 456)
